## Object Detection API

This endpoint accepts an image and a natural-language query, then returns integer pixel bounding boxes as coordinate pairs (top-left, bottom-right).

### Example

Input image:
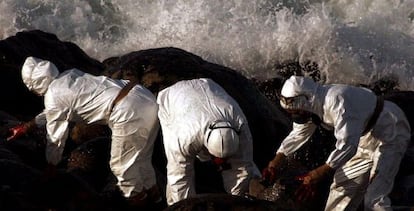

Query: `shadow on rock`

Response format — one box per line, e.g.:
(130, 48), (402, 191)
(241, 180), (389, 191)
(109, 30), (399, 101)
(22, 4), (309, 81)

(164, 194), (280, 211)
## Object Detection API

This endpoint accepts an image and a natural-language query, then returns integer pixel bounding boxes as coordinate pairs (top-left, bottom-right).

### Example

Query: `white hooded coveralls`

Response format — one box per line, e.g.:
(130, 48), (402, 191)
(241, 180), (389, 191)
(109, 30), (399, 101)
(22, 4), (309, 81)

(278, 76), (410, 211)
(21, 57), (159, 198)
(157, 78), (260, 205)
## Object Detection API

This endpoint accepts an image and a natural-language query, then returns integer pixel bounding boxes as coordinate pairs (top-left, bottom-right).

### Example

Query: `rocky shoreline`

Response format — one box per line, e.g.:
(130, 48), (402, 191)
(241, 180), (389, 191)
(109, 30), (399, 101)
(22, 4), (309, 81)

(0, 30), (412, 210)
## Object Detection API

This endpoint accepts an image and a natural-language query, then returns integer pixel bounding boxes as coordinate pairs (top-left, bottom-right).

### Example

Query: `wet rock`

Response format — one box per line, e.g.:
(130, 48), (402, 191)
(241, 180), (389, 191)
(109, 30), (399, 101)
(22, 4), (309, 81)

(1, 30), (291, 171)
(249, 156), (332, 211)
(272, 60), (321, 82)
(0, 111), (47, 169)
(100, 48), (303, 209)
(5, 30), (412, 210)
(164, 194), (280, 211)
(0, 146), (22, 163)
(0, 110), (20, 139)
(2, 137), (47, 169)
(67, 137), (112, 191)
(29, 169), (111, 211)
(0, 159), (43, 211)
(252, 77), (284, 105)
(0, 30), (326, 210)
(0, 30), (104, 119)
(0, 159), (41, 191)
(103, 47), (291, 169)
(70, 123), (111, 145)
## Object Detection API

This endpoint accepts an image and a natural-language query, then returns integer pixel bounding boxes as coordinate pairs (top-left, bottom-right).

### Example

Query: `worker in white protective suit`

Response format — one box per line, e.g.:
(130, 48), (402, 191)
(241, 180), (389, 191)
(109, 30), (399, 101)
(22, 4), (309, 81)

(262, 76), (410, 210)
(10, 56), (161, 208)
(157, 78), (261, 205)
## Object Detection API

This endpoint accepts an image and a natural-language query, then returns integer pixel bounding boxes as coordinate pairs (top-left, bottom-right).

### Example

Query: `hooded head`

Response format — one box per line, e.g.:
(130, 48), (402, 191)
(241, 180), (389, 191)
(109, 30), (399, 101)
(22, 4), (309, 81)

(21, 57), (59, 96)
(204, 121), (240, 158)
(279, 76), (318, 112)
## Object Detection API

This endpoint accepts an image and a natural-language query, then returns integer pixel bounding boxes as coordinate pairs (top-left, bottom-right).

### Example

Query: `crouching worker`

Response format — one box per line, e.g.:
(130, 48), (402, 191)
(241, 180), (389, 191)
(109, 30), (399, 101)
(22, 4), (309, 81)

(157, 78), (261, 205)
(14, 57), (162, 208)
(263, 76), (410, 210)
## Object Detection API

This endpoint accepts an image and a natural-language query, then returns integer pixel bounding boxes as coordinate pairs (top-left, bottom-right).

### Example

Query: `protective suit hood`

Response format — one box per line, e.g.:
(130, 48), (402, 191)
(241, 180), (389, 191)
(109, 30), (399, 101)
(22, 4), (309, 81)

(280, 76), (320, 114)
(204, 121), (240, 158)
(21, 57), (59, 96)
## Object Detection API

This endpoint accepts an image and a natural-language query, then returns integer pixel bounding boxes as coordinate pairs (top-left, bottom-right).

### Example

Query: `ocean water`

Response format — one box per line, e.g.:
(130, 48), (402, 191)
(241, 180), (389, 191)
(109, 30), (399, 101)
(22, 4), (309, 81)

(1, 0), (414, 89)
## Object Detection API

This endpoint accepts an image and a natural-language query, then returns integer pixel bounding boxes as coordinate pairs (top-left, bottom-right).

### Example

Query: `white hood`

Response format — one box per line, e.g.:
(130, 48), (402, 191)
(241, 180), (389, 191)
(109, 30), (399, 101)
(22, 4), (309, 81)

(280, 76), (321, 114)
(204, 121), (240, 158)
(21, 57), (59, 96)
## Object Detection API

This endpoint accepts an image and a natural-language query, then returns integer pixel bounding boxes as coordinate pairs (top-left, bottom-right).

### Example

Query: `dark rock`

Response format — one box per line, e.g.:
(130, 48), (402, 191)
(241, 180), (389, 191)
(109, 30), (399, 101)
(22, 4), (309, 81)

(0, 111), (47, 169)
(0, 110), (20, 139)
(102, 47), (291, 169)
(0, 159), (44, 211)
(273, 60), (321, 82)
(29, 169), (110, 211)
(0, 158), (41, 191)
(1, 30), (291, 171)
(67, 137), (112, 191)
(0, 146), (23, 163)
(0, 30), (104, 119)
(2, 137), (47, 169)
(70, 123), (111, 145)
(252, 77), (284, 104)
(164, 194), (280, 211)
(6, 30), (412, 210)
(366, 76), (400, 95)
(0, 30), (322, 210)
(249, 155), (332, 211)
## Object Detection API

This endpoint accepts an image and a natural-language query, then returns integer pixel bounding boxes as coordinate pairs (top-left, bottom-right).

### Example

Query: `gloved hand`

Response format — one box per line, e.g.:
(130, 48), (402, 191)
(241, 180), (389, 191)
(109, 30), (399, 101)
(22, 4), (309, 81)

(294, 182), (316, 202)
(6, 123), (29, 141)
(262, 153), (286, 184)
(6, 119), (37, 141)
(261, 166), (277, 185)
(299, 164), (333, 185)
(294, 164), (334, 202)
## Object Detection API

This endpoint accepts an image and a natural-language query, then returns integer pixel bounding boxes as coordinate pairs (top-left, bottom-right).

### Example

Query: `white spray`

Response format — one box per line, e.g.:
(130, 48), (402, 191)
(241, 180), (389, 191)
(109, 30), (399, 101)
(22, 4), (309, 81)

(1, 0), (414, 89)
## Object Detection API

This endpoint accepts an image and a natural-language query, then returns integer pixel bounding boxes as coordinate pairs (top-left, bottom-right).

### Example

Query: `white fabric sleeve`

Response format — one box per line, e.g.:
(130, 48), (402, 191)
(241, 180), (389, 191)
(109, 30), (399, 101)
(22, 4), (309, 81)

(326, 95), (365, 169)
(326, 144), (357, 169)
(325, 121), (361, 169)
(277, 122), (317, 156)
(44, 95), (71, 165)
